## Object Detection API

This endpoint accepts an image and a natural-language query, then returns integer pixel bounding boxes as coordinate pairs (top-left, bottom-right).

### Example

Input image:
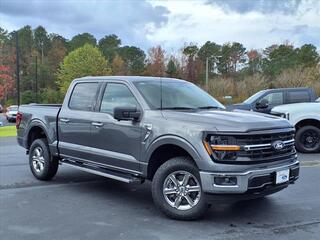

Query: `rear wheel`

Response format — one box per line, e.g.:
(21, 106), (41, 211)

(295, 126), (320, 153)
(152, 157), (208, 220)
(29, 138), (59, 180)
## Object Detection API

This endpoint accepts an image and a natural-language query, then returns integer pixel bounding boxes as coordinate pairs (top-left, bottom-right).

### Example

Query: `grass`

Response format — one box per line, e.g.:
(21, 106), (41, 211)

(0, 125), (17, 137)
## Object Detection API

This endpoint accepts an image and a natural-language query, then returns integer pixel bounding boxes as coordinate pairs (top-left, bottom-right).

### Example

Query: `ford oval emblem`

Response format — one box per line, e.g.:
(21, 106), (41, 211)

(272, 140), (284, 150)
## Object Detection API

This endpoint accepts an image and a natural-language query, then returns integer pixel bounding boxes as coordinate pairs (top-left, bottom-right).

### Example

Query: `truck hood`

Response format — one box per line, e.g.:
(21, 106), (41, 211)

(272, 102), (320, 113)
(226, 103), (251, 111)
(162, 109), (291, 132)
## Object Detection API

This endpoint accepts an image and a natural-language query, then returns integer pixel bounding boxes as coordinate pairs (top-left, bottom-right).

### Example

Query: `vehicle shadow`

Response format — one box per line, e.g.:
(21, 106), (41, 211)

(56, 171), (280, 224)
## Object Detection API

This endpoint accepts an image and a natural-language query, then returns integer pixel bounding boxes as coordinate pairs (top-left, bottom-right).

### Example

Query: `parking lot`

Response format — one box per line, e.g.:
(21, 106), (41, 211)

(0, 136), (319, 240)
(0, 114), (14, 127)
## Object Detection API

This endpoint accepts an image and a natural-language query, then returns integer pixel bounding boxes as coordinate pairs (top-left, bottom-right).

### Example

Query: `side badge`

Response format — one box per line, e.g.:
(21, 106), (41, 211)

(143, 124), (152, 142)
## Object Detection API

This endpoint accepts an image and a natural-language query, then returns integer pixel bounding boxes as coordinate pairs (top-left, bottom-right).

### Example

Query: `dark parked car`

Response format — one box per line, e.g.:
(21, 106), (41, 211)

(17, 76), (299, 220)
(227, 87), (317, 114)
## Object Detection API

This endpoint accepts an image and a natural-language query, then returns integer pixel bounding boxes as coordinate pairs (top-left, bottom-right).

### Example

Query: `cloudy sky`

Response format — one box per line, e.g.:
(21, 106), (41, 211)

(1, 0), (319, 51)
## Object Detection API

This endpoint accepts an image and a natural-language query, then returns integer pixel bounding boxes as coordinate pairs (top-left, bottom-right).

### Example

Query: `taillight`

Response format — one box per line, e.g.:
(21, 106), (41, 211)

(16, 112), (22, 129)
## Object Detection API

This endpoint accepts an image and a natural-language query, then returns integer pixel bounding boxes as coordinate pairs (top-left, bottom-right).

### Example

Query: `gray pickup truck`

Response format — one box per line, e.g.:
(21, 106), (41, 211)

(17, 76), (299, 220)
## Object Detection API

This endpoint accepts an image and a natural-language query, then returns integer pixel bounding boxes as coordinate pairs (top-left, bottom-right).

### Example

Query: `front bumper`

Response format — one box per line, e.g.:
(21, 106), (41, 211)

(200, 160), (299, 194)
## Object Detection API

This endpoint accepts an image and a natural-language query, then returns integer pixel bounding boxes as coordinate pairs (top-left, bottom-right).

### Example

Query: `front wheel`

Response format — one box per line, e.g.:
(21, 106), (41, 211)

(152, 157), (209, 220)
(295, 126), (320, 153)
(29, 138), (59, 180)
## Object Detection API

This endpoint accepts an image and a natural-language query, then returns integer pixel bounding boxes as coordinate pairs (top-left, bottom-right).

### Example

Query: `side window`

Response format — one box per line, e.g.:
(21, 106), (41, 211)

(287, 91), (310, 103)
(100, 83), (139, 115)
(261, 92), (283, 105)
(69, 83), (99, 111)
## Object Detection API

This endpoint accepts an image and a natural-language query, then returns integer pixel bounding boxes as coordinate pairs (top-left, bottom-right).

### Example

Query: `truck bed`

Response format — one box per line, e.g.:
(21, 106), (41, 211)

(17, 104), (62, 152)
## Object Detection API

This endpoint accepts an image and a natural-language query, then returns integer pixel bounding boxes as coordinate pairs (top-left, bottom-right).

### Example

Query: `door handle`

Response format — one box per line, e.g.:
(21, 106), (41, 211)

(92, 122), (104, 127)
(60, 118), (70, 123)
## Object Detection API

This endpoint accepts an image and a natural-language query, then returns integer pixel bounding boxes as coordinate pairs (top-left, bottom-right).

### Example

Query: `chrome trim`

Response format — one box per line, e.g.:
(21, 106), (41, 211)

(91, 122), (104, 127)
(243, 139), (294, 151)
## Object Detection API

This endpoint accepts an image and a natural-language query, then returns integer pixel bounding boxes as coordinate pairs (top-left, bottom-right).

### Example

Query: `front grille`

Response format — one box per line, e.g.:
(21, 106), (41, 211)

(209, 130), (296, 164)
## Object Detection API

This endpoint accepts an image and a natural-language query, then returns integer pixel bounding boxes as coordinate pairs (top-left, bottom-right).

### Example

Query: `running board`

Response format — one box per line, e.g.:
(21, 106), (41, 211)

(62, 159), (143, 184)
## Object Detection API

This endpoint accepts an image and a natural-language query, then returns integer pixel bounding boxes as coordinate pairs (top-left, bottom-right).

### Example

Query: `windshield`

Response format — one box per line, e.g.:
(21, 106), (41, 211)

(8, 107), (18, 111)
(133, 80), (225, 110)
(243, 90), (266, 104)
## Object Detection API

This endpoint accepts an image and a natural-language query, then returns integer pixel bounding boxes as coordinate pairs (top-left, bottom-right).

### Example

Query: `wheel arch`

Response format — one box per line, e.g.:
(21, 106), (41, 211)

(144, 135), (201, 180)
(295, 118), (320, 130)
(26, 120), (50, 150)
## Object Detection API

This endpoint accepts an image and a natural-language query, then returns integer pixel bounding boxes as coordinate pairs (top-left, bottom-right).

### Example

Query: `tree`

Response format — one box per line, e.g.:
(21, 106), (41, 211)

(33, 26), (50, 63)
(69, 33), (96, 51)
(217, 42), (246, 75)
(0, 65), (15, 101)
(118, 46), (146, 75)
(166, 57), (178, 78)
(0, 27), (9, 44)
(111, 54), (126, 75)
(98, 34), (121, 63)
(57, 44), (111, 93)
(296, 44), (319, 68)
(47, 35), (68, 71)
(145, 46), (166, 76)
(262, 44), (296, 77)
(182, 44), (199, 82)
(246, 49), (262, 75)
(198, 41), (221, 74)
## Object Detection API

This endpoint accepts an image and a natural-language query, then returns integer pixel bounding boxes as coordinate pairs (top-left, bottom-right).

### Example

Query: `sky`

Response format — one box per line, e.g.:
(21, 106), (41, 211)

(0, 0), (319, 52)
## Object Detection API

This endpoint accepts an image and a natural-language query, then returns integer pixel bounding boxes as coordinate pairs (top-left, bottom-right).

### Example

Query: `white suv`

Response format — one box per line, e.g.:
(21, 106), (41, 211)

(272, 101), (320, 153)
(5, 105), (19, 122)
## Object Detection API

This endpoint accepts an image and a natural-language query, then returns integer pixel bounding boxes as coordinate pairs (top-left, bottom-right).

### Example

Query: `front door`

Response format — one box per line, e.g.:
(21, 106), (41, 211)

(255, 92), (284, 113)
(89, 82), (143, 172)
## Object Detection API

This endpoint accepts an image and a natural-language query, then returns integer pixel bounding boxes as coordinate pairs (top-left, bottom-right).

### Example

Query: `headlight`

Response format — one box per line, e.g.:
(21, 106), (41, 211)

(272, 112), (290, 120)
(203, 135), (240, 161)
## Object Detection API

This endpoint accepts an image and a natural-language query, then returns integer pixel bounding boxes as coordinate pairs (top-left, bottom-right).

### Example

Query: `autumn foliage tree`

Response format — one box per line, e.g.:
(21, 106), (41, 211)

(112, 54), (126, 75)
(1, 25), (319, 106)
(145, 46), (166, 76)
(0, 65), (15, 100)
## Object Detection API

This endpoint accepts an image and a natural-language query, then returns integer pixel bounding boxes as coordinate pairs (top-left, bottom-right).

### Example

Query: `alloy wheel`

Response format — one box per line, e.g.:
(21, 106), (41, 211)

(162, 170), (201, 211)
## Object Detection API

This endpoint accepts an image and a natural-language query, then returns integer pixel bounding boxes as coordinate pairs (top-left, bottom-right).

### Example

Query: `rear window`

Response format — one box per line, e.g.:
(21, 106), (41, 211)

(287, 91), (310, 104)
(69, 83), (99, 111)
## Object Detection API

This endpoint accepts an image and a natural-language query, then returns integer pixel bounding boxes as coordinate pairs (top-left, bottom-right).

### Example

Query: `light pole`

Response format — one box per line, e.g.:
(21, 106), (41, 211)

(205, 55), (222, 91)
(35, 56), (38, 103)
(205, 57), (209, 90)
(15, 31), (20, 106)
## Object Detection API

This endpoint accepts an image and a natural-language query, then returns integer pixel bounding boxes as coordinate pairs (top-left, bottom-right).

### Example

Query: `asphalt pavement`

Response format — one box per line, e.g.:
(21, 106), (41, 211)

(0, 137), (319, 240)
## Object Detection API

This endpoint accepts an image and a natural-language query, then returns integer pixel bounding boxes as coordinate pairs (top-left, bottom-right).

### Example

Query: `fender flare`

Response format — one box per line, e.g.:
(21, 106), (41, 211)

(25, 119), (50, 148)
(143, 135), (201, 166)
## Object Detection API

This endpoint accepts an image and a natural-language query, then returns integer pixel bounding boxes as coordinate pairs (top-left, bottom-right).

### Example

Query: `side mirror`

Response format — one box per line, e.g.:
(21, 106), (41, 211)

(256, 99), (269, 109)
(114, 107), (141, 121)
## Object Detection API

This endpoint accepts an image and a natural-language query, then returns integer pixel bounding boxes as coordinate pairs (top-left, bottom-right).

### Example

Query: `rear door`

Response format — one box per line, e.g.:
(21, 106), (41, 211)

(89, 81), (143, 172)
(285, 90), (311, 104)
(58, 81), (100, 160)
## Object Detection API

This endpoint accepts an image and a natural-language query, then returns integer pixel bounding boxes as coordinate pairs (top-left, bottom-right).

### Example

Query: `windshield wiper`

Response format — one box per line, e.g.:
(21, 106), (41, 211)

(158, 107), (196, 110)
(197, 106), (221, 109)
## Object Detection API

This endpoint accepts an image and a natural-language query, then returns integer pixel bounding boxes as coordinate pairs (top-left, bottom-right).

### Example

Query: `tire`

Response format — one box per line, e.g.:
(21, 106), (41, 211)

(29, 138), (59, 181)
(295, 126), (320, 153)
(152, 157), (208, 220)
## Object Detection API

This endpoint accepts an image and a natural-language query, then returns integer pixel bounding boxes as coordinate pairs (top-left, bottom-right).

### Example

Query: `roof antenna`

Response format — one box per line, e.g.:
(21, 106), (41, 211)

(160, 77), (163, 110)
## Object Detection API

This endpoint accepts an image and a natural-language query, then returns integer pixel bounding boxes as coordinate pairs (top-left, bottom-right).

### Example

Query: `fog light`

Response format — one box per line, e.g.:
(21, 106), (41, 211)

(214, 177), (237, 186)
